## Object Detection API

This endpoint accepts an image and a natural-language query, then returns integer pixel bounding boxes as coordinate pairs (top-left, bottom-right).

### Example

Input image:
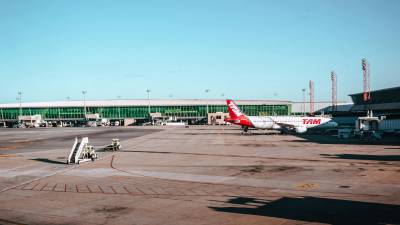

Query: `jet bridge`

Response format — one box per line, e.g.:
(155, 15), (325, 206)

(355, 112), (382, 141)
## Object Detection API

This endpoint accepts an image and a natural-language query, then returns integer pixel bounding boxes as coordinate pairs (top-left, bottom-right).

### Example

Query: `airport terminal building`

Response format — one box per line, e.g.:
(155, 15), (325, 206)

(2, 86), (397, 127)
(349, 86), (400, 118)
(0, 99), (291, 126)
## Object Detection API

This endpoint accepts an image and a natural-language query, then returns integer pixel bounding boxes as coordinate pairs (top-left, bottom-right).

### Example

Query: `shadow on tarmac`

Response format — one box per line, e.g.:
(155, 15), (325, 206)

(122, 150), (268, 159)
(291, 134), (400, 146)
(31, 158), (66, 164)
(320, 154), (400, 162)
(209, 196), (400, 225)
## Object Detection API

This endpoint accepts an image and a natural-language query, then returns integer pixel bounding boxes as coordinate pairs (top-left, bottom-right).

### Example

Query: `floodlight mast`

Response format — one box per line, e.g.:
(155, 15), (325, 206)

(362, 58), (372, 116)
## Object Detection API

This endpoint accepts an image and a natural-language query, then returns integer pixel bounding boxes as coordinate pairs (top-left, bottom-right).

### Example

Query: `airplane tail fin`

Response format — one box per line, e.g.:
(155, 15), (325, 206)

(226, 99), (244, 119)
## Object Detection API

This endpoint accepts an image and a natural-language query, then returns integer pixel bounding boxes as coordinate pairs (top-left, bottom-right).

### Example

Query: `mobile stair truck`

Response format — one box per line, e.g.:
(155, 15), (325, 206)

(67, 137), (98, 164)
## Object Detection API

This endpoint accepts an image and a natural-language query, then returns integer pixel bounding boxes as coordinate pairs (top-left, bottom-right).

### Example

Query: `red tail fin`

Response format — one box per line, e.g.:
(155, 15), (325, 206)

(226, 99), (244, 119)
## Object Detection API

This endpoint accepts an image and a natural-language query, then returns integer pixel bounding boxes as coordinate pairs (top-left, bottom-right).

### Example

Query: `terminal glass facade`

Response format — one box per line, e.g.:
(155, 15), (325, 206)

(0, 104), (290, 120)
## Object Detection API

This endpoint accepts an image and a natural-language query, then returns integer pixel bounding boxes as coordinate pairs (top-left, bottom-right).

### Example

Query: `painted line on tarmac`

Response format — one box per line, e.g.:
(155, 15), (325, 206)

(0, 164), (80, 194)
(0, 130), (161, 192)
(0, 152), (116, 194)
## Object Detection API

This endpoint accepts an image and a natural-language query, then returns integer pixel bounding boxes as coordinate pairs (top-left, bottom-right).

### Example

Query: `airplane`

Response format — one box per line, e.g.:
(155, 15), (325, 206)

(224, 99), (338, 134)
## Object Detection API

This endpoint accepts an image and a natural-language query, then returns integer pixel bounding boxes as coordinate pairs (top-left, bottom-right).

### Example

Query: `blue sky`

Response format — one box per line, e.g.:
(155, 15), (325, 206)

(0, 0), (399, 103)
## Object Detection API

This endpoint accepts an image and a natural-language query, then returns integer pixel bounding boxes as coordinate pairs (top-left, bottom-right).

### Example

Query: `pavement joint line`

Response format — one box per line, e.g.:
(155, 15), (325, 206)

(98, 185), (104, 194)
(39, 183), (48, 191)
(135, 187), (146, 195)
(29, 183), (40, 190)
(123, 186), (131, 194)
(20, 184), (31, 190)
(110, 186), (117, 194)
(86, 185), (92, 193)
(16, 185), (281, 197)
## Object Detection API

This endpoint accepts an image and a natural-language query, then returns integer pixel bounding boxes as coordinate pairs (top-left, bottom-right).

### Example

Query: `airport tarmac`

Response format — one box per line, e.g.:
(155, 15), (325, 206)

(0, 126), (399, 225)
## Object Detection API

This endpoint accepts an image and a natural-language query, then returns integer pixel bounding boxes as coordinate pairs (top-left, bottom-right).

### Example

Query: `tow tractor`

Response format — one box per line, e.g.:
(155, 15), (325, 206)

(104, 138), (121, 151)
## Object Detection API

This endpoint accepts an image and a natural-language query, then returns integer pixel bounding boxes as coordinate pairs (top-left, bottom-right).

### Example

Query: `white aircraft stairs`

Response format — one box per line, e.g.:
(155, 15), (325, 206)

(67, 137), (97, 164)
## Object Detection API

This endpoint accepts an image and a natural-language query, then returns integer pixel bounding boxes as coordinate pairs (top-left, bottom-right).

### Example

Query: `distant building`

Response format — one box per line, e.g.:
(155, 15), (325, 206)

(0, 99), (291, 126)
(349, 86), (400, 118)
(3, 88), (396, 127)
(291, 101), (351, 115)
(325, 86), (400, 126)
(292, 86), (400, 118)
(208, 112), (229, 125)
(18, 114), (42, 128)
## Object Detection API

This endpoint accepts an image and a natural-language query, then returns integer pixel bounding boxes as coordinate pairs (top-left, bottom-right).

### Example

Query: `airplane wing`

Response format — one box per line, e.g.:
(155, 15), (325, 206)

(272, 118), (307, 133)
(275, 122), (295, 129)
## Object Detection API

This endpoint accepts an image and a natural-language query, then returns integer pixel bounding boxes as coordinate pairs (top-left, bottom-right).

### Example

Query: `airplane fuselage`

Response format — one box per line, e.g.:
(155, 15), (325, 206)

(245, 116), (337, 130)
(225, 99), (338, 134)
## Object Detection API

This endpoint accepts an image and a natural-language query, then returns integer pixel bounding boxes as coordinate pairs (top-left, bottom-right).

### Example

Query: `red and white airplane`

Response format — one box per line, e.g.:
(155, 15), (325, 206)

(224, 99), (338, 134)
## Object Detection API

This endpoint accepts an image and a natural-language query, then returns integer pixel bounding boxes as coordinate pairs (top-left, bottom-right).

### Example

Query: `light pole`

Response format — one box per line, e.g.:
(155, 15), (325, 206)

(146, 89), (151, 117)
(205, 89), (210, 123)
(117, 95), (121, 123)
(17, 91), (22, 122)
(302, 88), (306, 116)
(82, 90), (87, 119)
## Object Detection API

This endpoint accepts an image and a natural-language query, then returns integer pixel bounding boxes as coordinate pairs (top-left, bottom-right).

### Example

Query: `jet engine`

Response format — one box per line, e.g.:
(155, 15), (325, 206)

(295, 126), (307, 133)
(272, 124), (281, 129)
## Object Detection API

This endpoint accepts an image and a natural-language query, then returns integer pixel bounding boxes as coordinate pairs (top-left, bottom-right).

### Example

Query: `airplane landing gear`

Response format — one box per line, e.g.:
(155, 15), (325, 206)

(241, 126), (249, 135)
